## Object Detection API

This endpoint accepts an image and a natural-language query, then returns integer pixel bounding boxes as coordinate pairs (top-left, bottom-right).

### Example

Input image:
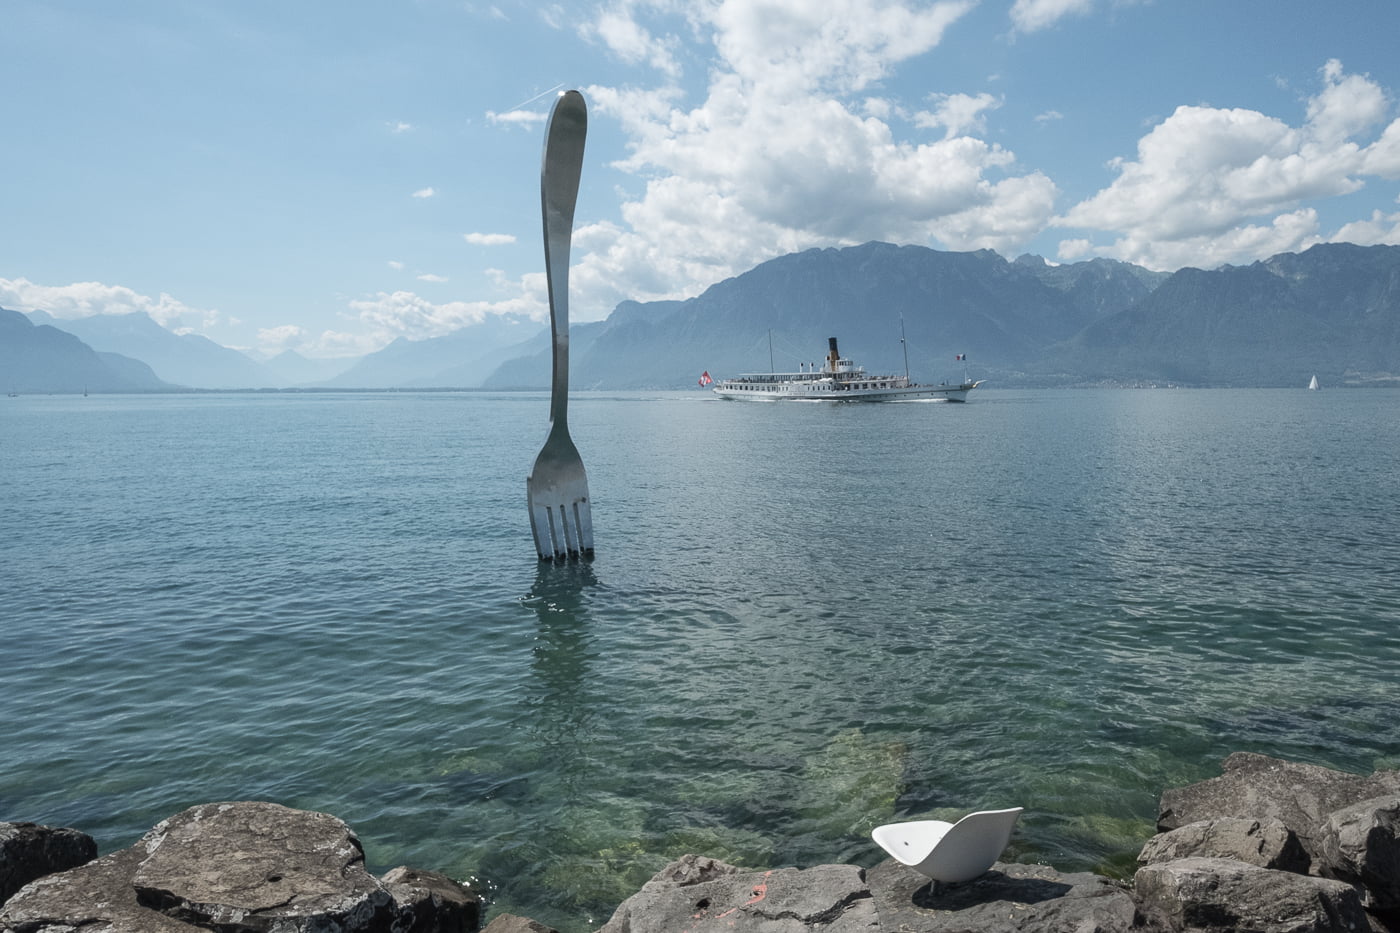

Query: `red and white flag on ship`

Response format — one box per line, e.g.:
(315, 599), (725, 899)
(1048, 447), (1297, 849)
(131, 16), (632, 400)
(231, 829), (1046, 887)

(955, 354), (966, 361)
(698, 371), (713, 386)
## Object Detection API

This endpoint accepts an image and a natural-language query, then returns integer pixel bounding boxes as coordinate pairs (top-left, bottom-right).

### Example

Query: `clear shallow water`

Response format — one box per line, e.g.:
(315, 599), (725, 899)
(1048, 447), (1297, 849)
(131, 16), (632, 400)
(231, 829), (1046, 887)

(3, 388), (1399, 929)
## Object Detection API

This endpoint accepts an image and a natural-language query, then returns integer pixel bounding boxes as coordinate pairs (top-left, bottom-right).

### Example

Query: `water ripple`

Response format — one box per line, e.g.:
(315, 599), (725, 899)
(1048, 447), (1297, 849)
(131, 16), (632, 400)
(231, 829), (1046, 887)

(4, 390), (1400, 930)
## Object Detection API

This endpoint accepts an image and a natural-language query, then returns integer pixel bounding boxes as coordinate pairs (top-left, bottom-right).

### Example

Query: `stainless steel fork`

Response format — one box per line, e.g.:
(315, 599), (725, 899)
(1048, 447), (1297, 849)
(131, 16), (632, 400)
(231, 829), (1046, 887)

(526, 90), (594, 561)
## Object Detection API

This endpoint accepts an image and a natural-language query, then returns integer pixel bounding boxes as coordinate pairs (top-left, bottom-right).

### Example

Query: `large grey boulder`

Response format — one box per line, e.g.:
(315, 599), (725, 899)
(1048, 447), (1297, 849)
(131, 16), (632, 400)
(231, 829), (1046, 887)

(1158, 753), (1400, 867)
(0, 821), (97, 905)
(1315, 795), (1400, 912)
(1138, 818), (1309, 873)
(597, 855), (877, 933)
(1133, 856), (1369, 933)
(866, 857), (1137, 933)
(0, 803), (478, 933)
(0, 845), (201, 932)
(479, 915), (559, 933)
(131, 802), (395, 931)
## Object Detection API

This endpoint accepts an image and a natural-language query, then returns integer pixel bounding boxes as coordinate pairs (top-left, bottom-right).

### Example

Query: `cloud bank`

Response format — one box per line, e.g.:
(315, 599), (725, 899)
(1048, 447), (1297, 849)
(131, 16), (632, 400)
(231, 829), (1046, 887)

(0, 277), (220, 330)
(542, 3), (1400, 318)
(15, 2), (1400, 357)
(1055, 59), (1400, 268)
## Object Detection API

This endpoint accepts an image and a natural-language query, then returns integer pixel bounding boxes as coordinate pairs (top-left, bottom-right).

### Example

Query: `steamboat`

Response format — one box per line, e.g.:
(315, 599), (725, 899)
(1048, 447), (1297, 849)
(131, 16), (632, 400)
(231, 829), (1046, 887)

(711, 338), (981, 402)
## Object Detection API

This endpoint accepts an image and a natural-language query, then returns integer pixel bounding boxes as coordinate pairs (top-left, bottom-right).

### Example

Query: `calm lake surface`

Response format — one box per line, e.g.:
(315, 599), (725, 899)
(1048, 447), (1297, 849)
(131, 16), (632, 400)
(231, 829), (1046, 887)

(3, 388), (1399, 929)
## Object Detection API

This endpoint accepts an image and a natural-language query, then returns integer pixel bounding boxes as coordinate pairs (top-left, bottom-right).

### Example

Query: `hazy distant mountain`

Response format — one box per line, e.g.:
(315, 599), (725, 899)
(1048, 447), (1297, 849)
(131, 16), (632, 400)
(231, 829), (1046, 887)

(320, 313), (544, 388)
(1, 307), (169, 393)
(9, 241), (1396, 393)
(1057, 242), (1400, 386)
(26, 310), (279, 388)
(479, 320), (608, 388)
(263, 349), (357, 386)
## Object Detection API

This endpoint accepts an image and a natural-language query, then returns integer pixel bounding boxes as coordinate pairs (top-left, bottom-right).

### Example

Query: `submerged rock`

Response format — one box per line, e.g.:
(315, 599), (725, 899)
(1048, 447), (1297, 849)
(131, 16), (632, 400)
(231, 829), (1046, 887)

(480, 914), (560, 933)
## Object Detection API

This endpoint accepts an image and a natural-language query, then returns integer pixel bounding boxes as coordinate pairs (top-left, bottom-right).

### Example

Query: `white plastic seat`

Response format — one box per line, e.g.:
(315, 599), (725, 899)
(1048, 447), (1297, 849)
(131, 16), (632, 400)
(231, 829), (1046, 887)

(871, 807), (1023, 884)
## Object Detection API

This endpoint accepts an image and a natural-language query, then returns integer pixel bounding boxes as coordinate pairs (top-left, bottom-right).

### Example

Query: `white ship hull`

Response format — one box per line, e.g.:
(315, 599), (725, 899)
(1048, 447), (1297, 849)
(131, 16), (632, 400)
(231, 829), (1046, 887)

(712, 378), (979, 402)
(712, 336), (981, 402)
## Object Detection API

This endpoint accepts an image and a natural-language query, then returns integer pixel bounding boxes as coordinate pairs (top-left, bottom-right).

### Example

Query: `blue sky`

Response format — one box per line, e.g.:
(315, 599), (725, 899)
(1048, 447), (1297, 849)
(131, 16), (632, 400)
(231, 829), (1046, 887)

(4, 0), (1399, 359)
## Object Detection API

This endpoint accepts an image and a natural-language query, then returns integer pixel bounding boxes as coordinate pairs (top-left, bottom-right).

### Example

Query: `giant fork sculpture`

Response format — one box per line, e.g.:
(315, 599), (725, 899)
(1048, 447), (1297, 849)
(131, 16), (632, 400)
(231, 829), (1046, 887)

(526, 90), (594, 561)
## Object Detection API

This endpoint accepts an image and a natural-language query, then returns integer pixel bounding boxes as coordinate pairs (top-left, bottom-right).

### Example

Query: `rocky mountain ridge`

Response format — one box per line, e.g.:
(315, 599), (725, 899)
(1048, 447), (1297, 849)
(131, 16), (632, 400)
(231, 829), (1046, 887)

(5, 241), (1399, 392)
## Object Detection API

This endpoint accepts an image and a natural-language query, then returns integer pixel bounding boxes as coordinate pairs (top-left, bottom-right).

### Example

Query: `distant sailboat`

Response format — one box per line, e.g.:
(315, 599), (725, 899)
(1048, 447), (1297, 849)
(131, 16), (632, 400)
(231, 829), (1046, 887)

(1308, 374), (1320, 391)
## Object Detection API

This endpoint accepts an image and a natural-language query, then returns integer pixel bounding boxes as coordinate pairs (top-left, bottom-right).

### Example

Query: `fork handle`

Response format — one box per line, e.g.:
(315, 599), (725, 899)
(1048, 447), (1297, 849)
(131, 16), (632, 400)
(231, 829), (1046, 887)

(541, 90), (587, 429)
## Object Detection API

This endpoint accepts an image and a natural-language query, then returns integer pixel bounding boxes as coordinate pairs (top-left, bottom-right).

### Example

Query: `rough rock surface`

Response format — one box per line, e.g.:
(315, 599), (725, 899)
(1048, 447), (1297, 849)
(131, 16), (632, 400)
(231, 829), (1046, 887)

(479, 914), (560, 933)
(866, 857), (1137, 933)
(598, 856), (877, 933)
(0, 821), (97, 905)
(1137, 817), (1309, 873)
(0, 802), (477, 933)
(1133, 856), (1369, 933)
(131, 802), (395, 931)
(1157, 753), (1400, 866)
(382, 866), (482, 933)
(0, 845), (201, 932)
(1316, 795), (1400, 912)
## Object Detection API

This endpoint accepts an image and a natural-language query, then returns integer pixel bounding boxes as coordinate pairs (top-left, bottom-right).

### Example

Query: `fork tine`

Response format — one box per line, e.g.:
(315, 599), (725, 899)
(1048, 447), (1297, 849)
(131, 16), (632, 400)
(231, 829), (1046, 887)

(529, 497), (561, 561)
(528, 490), (593, 560)
(573, 499), (594, 554)
(528, 499), (552, 560)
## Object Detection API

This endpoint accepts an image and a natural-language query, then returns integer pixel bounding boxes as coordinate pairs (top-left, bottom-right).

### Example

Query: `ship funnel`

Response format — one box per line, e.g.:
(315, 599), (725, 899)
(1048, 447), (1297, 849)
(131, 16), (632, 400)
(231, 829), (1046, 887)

(827, 337), (839, 372)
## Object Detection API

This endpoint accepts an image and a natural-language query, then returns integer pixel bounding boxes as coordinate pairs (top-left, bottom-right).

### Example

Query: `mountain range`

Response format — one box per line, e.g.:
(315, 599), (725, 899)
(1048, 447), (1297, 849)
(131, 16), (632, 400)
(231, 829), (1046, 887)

(4, 240), (1399, 393)
(2, 308), (168, 393)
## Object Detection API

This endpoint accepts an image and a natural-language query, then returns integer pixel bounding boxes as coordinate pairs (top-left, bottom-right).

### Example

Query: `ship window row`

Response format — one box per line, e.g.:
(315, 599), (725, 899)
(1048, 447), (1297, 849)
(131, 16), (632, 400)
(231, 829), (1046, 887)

(725, 382), (898, 391)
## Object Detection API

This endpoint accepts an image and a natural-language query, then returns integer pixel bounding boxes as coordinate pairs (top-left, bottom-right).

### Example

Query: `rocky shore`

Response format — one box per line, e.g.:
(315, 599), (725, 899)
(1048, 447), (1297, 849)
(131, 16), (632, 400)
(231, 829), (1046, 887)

(3, 753), (1397, 933)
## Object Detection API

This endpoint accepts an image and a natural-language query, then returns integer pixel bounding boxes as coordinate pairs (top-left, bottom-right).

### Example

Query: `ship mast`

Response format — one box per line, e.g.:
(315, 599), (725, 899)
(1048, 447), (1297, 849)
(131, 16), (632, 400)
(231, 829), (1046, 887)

(900, 316), (910, 381)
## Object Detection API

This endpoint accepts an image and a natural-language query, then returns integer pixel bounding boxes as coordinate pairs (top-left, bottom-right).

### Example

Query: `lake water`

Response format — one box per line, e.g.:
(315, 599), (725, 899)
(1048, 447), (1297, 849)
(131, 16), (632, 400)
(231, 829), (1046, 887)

(3, 388), (1399, 929)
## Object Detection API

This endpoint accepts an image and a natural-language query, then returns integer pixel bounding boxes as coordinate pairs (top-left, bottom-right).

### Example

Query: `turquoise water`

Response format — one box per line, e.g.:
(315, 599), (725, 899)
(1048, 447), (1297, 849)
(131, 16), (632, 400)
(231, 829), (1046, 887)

(3, 388), (1399, 929)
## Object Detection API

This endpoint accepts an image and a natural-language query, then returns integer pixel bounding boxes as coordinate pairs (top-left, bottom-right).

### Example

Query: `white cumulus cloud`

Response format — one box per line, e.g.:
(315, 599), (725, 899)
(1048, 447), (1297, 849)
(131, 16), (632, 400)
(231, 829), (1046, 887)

(1054, 60), (1400, 269)
(463, 232), (517, 246)
(558, 0), (1063, 318)
(1010, 0), (1095, 33)
(257, 324), (306, 355)
(487, 109), (548, 127)
(914, 92), (1003, 139)
(0, 277), (218, 329)
(1333, 208), (1400, 246)
(340, 282), (545, 350)
(582, 2), (681, 77)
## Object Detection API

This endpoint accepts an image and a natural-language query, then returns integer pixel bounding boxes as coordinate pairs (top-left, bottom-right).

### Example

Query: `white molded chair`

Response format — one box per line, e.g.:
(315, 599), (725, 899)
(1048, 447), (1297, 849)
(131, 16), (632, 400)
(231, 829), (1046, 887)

(871, 807), (1023, 884)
